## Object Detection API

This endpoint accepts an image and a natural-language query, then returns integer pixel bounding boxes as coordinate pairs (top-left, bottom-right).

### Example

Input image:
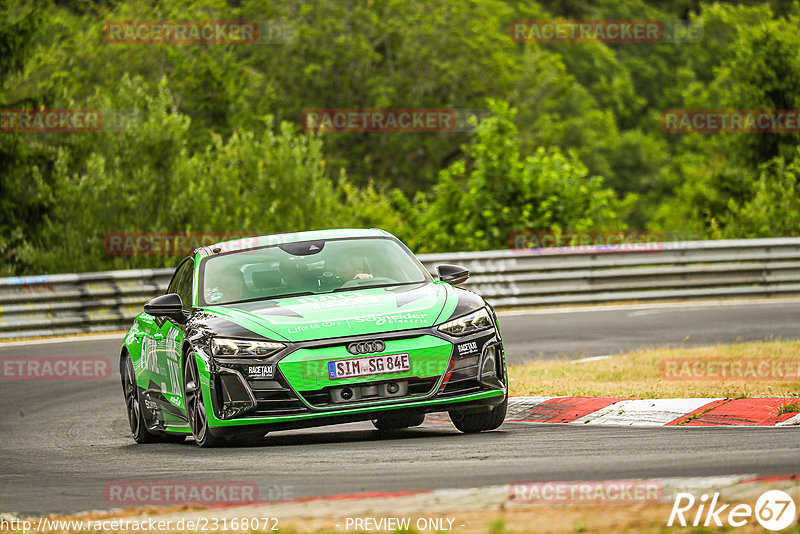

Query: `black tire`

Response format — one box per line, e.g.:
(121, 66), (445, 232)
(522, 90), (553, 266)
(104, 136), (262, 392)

(372, 412), (426, 430)
(449, 397), (507, 433)
(122, 354), (160, 444)
(184, 353), (225, 448)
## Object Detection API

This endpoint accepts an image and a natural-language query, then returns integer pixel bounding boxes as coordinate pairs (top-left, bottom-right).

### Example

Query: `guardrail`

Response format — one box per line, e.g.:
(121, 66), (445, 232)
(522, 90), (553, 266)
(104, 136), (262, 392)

(1, 238), (799, 339)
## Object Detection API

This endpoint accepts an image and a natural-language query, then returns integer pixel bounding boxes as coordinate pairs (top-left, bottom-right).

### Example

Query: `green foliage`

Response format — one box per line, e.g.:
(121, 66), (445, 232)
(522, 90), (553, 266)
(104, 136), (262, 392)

(1, 0), (799, 275)
(11, 76), (402, 274)
(652, 2), (800, 236)
(711, 150), (800, 238)
(0, 0), (52, 275)
(399, 101), (628, 252)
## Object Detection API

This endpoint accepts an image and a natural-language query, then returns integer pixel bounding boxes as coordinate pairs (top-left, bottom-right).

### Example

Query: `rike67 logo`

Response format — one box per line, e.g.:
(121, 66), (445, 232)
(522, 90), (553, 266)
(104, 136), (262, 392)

(668, 490), (797, 531)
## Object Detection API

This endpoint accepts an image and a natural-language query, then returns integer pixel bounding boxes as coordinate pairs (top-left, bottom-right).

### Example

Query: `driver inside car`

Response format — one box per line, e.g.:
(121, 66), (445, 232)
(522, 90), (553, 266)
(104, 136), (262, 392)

(205, 269), (249, 303)
(334, 255), (373, 281)
(280, 257), (311, 292)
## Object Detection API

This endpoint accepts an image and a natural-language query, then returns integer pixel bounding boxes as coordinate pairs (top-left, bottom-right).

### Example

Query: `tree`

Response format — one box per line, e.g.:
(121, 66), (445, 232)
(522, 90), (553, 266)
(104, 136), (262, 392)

(27, 76), (403, 273)
(397, 100), (629, 252)
(0, 0), (50, 275)
(711, 150), (800, 238)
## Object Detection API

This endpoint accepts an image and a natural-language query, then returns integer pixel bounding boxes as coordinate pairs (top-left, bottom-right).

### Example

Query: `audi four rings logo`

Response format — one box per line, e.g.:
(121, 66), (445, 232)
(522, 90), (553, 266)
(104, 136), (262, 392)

(347, 340), (386, 354)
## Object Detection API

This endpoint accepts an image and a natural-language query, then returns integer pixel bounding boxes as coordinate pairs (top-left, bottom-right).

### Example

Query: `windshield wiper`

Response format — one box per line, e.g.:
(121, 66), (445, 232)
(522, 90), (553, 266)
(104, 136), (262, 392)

(332, 281), (425, 293)
(220, 291), (316, 305)
(266, 291), (317, 300)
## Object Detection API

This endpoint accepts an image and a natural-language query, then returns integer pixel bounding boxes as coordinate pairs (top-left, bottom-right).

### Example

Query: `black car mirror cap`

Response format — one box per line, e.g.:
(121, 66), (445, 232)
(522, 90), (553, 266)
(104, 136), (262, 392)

(436, 264), (469, 285)
(144, 293), (188, 324)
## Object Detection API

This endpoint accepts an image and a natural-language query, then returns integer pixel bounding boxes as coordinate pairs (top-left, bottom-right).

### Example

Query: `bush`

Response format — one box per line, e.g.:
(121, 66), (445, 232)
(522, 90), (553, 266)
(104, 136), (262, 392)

(20, 76), (403, 274)
(397, 100), (630, 252)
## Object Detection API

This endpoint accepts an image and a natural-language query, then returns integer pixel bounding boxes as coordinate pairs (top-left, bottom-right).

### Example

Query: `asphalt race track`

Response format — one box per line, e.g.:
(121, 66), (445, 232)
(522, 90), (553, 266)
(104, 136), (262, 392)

(0, 299), (798, 515)
(500, 298), (800, 361)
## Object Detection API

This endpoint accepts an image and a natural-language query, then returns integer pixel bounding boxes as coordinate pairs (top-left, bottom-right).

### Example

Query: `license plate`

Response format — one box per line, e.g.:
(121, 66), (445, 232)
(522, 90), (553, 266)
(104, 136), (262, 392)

(328, 353), (410, 380)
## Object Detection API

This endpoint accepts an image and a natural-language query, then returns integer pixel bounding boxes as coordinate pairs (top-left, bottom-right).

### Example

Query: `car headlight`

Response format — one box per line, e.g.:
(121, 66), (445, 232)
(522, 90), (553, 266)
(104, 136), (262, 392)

(438, 308), (493, 336)
(211, 337), (285, 357)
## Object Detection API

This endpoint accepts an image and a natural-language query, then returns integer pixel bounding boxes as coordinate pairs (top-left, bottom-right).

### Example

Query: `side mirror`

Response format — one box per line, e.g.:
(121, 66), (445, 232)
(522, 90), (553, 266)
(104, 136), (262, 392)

(436, 264), (469, 285)
(144, 293), (188, 324)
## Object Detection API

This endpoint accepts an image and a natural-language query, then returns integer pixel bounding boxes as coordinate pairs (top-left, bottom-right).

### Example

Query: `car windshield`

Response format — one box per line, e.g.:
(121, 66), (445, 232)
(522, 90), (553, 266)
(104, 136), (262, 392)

(199, 237), (432, 306)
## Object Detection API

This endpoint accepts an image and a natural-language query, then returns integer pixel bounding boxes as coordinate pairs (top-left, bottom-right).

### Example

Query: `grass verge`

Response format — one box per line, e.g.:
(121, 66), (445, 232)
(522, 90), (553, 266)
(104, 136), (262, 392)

(508, 340), (800, 399)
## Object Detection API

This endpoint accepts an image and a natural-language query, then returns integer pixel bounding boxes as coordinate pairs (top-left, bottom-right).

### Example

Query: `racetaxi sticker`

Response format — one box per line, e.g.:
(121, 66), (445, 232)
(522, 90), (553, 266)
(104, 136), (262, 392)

(457, 341), (478, 356)
(247, 364), (274, 378)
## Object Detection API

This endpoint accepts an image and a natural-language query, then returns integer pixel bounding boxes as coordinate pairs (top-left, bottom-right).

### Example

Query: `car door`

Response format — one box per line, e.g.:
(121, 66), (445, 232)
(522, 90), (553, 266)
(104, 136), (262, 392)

(153, 258), (194, 416)
(133, 260), (189, 427)
(137, 261), (182, 395)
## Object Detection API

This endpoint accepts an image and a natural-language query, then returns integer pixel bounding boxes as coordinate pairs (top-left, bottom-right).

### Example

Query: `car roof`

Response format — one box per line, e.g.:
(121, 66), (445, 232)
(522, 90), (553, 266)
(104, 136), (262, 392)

(194, 228), (395, 257)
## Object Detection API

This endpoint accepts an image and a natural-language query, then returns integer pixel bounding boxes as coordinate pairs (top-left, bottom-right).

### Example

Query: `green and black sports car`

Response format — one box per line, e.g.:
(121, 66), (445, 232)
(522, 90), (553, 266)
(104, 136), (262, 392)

(120, 229), (507, 447)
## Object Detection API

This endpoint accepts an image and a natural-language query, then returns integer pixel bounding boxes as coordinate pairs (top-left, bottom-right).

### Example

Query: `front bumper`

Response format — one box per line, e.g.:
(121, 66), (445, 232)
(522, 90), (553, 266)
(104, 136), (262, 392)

(205, 390), (506, 438)
(185, 324), (507, 432)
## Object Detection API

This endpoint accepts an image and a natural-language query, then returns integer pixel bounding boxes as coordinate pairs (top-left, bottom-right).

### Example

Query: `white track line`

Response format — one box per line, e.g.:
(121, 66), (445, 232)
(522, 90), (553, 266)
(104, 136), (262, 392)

(2, 298), (796, 346)
(497, 297), (800, 316)
(0, 333), (125, 347)
(777, 412), (800, 426)
(570, 354), (614, 364)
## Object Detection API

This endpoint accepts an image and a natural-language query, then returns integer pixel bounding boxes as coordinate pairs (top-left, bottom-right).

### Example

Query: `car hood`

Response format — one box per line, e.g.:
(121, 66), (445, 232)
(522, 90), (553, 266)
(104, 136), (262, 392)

(200, 282), (457, 342)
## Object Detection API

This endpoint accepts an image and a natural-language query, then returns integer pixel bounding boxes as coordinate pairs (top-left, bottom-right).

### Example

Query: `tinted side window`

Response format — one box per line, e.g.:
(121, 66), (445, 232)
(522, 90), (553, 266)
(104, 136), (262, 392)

(167, 261), (188, 295)
(176, 261), (194, 309)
